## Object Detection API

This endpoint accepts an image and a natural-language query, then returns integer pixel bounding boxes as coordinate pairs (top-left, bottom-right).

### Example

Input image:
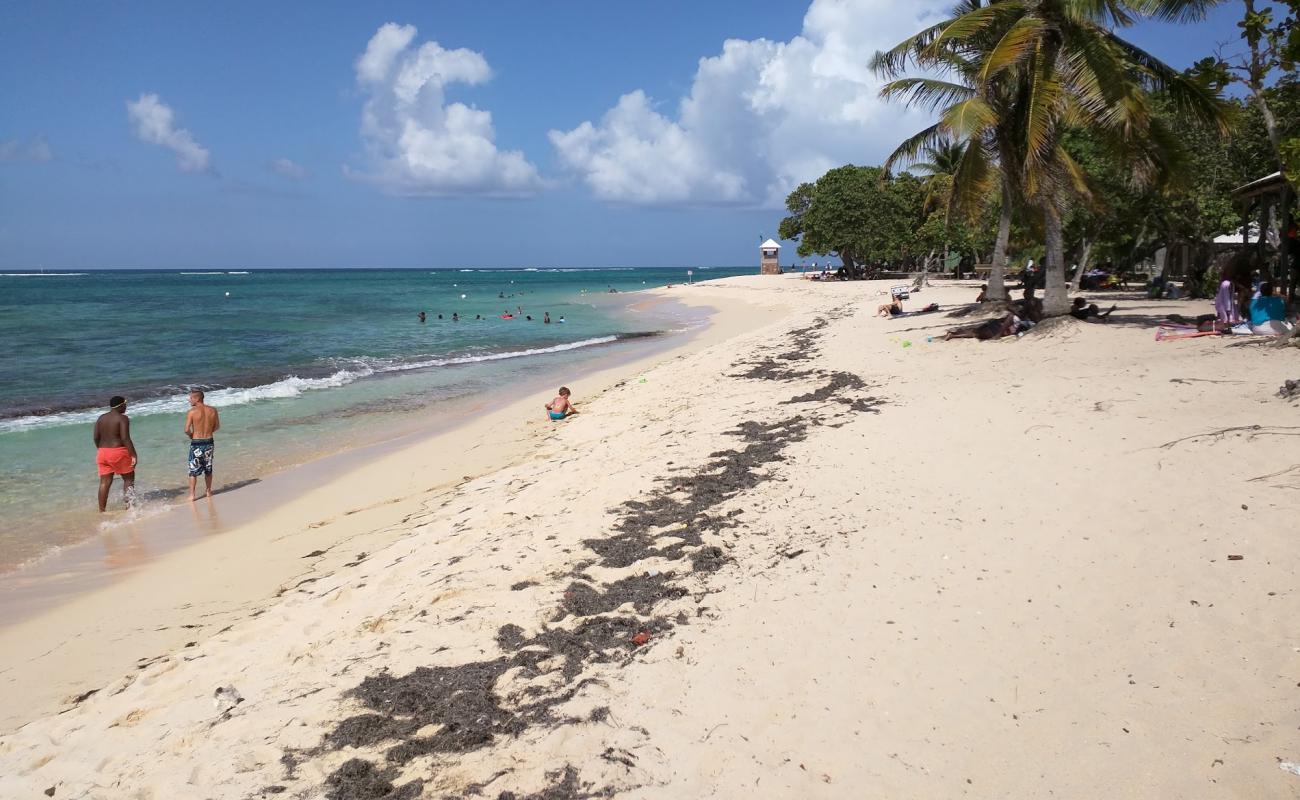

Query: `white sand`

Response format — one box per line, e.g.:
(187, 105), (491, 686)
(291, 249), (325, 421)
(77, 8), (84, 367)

(2, 276), (1298, 799)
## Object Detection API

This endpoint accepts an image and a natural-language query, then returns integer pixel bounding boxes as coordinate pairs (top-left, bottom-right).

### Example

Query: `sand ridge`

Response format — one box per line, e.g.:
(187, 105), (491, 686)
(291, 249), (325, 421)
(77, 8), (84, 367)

(2, 276), (1298, 798)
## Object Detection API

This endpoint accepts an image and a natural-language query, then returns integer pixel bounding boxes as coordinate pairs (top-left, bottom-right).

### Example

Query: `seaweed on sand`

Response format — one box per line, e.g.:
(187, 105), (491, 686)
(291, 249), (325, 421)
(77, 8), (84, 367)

(496, 765), (614, 800)
(281, 308), (882, 799)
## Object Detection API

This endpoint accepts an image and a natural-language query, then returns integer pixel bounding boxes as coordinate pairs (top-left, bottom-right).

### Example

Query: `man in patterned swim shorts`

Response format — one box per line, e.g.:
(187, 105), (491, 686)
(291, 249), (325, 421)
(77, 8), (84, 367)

(183, 389), (221, 501)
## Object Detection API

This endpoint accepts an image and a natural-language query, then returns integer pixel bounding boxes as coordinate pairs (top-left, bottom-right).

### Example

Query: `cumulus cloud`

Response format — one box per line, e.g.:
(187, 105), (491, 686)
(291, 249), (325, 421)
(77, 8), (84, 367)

(271, 157), (309, 180)
(126, 93), (211, 173)
(0, 137), (53, 163)
(549, 0), (947, 207)
(349, 22), (542, 196)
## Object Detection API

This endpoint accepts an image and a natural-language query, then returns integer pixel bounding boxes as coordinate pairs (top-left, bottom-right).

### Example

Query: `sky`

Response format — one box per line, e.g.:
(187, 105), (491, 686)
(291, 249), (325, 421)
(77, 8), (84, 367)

(0, 0), (1261, 269)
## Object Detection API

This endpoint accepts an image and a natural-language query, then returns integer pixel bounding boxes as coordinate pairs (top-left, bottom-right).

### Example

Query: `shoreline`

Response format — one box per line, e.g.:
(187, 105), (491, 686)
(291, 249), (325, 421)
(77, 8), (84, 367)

(0, 293), (703, 615)
(0, 280), (788, 733)
(4, 276), (1298, 797)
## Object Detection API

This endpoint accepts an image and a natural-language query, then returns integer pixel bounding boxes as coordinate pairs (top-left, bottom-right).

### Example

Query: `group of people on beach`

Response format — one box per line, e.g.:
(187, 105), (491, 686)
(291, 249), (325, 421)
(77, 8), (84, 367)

(942, 285), (1117, 341)
(1214, 258), (1294, 335)
(93, 391), (220, 512)
(92, 380), (578, 512)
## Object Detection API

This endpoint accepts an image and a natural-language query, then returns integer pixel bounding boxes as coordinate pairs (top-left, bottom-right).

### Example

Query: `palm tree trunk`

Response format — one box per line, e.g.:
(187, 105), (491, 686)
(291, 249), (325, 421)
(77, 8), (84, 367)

(1042, 201), (1070, 317)
(1069, 236), (1093, 294)
(988, 181), (1012, 301)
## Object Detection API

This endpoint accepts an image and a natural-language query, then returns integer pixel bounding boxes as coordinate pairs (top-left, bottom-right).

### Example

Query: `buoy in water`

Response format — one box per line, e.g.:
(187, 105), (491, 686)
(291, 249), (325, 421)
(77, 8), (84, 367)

(224, 291), (230, 297)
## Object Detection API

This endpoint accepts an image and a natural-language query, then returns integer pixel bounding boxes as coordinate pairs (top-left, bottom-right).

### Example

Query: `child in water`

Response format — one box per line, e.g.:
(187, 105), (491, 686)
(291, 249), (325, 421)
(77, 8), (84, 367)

(545, 387), (576, 420)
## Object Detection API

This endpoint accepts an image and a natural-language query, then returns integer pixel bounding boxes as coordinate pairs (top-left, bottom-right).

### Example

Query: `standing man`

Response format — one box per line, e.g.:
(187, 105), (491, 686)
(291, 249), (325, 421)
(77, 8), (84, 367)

(183, 390), (220, 501)
(93, 396), (137, 511)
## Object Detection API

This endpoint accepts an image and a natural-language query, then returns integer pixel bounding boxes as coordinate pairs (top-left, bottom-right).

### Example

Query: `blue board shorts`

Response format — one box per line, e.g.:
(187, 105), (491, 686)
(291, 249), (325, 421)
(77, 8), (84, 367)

(548, 411), (567, 421)
(188, 438), (215, 477)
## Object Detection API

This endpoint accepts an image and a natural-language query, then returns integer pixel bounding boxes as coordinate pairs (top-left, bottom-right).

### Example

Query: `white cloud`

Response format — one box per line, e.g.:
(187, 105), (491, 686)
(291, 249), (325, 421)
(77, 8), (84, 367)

(349, 22), (542, 197)
(549, 0), (948, 207)
(271, 157), (309, 180)
(126, 93), (211, 173)
(0, 137), (53, 163)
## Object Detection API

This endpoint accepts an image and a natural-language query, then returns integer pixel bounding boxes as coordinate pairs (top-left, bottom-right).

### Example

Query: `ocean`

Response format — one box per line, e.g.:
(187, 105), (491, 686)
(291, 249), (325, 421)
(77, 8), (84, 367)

(0, 267), (750, 573)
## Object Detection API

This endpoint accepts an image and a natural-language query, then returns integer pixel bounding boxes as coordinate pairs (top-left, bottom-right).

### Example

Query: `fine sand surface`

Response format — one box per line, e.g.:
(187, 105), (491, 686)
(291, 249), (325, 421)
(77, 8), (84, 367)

(2, 275), (1298, 799)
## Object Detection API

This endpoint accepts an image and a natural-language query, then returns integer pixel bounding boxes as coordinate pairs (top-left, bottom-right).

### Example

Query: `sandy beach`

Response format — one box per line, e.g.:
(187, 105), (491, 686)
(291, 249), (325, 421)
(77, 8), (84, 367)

(2, 275), (1298, 799)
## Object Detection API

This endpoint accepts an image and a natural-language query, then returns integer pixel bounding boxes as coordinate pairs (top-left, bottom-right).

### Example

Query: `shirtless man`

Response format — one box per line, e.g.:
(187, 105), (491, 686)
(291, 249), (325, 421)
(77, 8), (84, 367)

(183, 390), (221, 500)
(93, 396), (137, 511)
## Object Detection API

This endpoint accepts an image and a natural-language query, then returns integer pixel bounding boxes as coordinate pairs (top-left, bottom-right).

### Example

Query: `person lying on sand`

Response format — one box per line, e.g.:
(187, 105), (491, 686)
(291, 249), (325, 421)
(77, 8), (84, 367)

(886, 302), (942, 318)
(945, 313), (1018, 341)
(1070, 297), (1117, 322)
(545, 387), (576, 420)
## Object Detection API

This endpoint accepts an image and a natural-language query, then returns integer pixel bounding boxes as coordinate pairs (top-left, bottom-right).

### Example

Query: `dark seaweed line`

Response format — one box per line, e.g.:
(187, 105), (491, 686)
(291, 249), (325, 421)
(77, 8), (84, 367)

(266, 311), (883, 800)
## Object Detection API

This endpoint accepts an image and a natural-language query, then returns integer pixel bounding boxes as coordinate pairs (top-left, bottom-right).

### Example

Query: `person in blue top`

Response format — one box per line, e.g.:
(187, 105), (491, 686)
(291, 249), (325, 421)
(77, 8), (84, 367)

(1249, 282), (1293, 335)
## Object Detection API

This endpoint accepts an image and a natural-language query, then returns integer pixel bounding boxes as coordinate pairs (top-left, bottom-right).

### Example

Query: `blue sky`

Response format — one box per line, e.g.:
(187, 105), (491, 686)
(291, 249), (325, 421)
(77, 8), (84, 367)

(0, 0), (1260, 269)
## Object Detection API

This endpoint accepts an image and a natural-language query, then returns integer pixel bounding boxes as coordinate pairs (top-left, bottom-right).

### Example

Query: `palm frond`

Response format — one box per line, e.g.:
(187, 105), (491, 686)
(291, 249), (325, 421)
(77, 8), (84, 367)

(979, 13), (1047, 81)
(1021, 43), (1064, 178)
(949, 138), (995, 221)
(1130, 0), (1219, 23)
(871, 19), (954, 77)
(941, 96), (998, 141)
(929, 1), (1026, 55)
(882, 123), (950, 173)
(1101, 30), (1230, 131)
(879, 77), (976, 111)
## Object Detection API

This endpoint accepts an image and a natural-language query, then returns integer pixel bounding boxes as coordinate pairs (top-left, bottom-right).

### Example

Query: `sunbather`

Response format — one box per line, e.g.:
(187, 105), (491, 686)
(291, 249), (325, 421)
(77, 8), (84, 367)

(945, 313), (1018, 341)
(1070, 298), (1117, 321)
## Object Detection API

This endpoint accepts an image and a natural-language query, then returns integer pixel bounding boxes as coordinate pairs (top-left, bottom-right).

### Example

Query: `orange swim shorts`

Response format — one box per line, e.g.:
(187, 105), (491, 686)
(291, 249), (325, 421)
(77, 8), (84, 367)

(96, 446), (134, 476)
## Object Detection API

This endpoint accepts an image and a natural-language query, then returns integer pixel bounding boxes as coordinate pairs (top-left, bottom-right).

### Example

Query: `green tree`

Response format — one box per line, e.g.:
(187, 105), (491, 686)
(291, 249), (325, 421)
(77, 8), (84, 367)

(875, 0), (1227, 316)
(1195, 0), (1299, 180)
(778, 165), (922, 273)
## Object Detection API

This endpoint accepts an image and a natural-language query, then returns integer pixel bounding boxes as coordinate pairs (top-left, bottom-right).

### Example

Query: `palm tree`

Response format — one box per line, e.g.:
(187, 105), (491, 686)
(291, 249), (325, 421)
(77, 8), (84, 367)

(912, 138), (968, 215)
(874, 0), (1227, 315)
(872, 0), (1019, 300)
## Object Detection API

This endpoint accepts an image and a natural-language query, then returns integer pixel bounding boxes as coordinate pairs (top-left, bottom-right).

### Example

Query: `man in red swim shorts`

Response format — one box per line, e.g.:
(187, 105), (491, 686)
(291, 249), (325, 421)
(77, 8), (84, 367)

(93, 395), (138, 512)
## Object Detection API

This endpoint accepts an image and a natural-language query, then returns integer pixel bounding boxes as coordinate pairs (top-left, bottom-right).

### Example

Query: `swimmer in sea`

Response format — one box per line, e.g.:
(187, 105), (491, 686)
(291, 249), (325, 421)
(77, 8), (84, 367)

(93, 396), (137, 511)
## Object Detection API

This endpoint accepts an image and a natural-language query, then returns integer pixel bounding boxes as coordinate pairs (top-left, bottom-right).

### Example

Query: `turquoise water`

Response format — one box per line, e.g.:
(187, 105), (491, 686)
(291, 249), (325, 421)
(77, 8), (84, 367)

(0, 267), (748, 569)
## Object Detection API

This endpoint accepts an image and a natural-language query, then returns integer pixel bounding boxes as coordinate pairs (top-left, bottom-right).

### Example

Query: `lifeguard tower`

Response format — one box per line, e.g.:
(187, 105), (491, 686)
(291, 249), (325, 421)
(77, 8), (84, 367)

(760, 238), (781, 275)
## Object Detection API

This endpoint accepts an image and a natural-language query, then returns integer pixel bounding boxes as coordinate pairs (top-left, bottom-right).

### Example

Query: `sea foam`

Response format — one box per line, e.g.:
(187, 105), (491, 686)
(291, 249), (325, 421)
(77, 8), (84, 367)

(0, 336), (623, 433)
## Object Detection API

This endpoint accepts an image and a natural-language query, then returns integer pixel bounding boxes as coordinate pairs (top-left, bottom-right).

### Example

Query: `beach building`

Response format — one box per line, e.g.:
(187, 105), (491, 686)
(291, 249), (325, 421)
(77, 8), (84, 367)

(760, 239), (781, 275)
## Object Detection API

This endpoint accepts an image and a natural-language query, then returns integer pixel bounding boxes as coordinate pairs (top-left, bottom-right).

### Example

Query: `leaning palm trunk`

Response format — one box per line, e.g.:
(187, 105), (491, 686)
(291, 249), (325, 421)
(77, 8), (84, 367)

(1069, 237), (1093, 293)
(987, 183), (1013, 301)
(1042, 200), (1071, 316)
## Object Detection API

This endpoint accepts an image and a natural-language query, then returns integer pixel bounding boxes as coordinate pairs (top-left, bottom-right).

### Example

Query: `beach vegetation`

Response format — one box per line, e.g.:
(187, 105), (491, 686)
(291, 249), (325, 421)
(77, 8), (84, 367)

(779, 165), (930, 275)
(873, 0), (1229, 315)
